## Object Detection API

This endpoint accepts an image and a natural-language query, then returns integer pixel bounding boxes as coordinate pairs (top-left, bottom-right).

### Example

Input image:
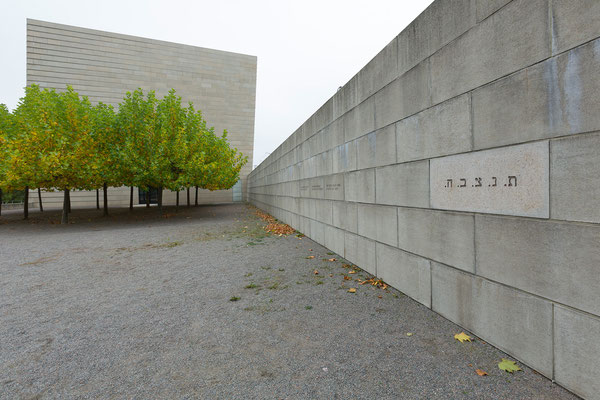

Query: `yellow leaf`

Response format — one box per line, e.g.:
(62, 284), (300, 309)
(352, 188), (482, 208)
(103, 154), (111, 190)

(476, 369), (488, 376)
(349, 270), (357, 274)
(454, 332), (472, 343)
(498, 359), (522, 373)
(406, 333), (413, 337)
(348, 288), (356, 293)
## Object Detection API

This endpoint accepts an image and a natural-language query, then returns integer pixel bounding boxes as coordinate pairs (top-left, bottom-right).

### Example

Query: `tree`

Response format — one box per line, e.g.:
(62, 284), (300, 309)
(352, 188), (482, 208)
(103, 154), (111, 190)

(117, 89), (159, 210)
(89, 102), (119, 216)
(0, 104), (12, 216)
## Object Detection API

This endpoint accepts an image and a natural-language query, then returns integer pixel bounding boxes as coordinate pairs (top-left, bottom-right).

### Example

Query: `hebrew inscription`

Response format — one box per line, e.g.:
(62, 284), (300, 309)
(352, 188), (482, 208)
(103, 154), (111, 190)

(430, 142), (549, 217)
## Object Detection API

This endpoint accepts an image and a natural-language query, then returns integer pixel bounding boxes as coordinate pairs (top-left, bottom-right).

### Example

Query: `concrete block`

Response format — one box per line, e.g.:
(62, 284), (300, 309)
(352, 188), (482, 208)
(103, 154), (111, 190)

(310, 219), (325, 246)
(356, 125), (396, 170)
(430, 141), (550, 218)
(475, 0), (512, 22)
(430, 0), (550, 105)
(374, 61), (431, 130)
(357, 204), (398, 247)
(332, 142), (357, 173)
(344, 169), (375, 203)
(329, 118), (345, 149)
(551, 132), (600, 223)
(317, 151), (333, 177)
(324, 174), (344, 201)
(398, 208), (475, 272)
(432, 263), (553, 377)
(333, 74), (358, 119)
(344, 97), (376, 142)
(332, 201), (358, 233)
(376, 243), (431, 307)
(308, 177), (324, 199)
(397, 0), (476, 75)
(314, 199), (333, 225)
(312, 97), (334, 133)
(376, 160), (429, 208)
(396, 94), (472, 163)
(476, 215), (600, 316)
(554, 306), (600, 400)
(345, 232), (377, 275)
(474, 40), (600, 149)
(324, 225), (345, 258)
(552, 0), (600, 54)
(358, 37), (398, 102)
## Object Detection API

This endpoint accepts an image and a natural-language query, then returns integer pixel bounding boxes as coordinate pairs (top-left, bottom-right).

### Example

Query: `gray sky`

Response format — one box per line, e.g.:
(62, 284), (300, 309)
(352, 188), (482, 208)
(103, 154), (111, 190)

(0, 0), (433, 167)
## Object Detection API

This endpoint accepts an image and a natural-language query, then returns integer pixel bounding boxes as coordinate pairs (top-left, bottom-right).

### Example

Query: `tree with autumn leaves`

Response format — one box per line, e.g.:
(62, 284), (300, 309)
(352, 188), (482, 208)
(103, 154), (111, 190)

(0, 85), (247, 223)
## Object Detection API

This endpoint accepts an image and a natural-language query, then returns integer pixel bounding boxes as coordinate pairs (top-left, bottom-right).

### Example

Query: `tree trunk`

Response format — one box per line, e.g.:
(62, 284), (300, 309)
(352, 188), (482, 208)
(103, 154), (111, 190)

(158, 187), (163, 216)
(146, 189), (150, 208)
(187, 188), (190, 207)
(103, 183), (108, 217)
(96, 189), (100, 209)
(61, 189), (69, 224)
(24, 186), (29, 220)
(38, 188), (44, 212)
(67, 190), (71, 213)
(0, 189), (3, 216)
(176, 191), (179, 213)
(129, 186), (134, 211)
(195, 186), (198, 207)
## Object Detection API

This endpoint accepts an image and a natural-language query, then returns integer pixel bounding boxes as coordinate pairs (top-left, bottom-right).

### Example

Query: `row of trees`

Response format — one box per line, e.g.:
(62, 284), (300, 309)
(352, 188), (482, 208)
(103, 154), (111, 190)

(0, 85), (246, 223)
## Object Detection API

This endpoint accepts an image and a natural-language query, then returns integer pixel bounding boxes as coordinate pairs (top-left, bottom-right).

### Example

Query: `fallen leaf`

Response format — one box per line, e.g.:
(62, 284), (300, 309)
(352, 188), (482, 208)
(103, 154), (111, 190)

(476, 369), (488, 376)
(307, 256), (315, 259)
(406, 333), (413, 337)
(343, 276), (351, 280)
(327, 258), (337, 262)
(454, 332), (472, 343)
(347, 288), (356, 293)
(378, 295), (382, 299)
(313, 270), (319, 275)
(498, 359), (522, 373)
(349, 270), (357, 274)
(329, 274), (333, 277)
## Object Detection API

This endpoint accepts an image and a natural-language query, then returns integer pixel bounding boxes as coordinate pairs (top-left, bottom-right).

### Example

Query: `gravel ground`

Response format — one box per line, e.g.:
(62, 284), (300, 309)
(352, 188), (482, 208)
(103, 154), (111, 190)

(0, 204), (578, 399)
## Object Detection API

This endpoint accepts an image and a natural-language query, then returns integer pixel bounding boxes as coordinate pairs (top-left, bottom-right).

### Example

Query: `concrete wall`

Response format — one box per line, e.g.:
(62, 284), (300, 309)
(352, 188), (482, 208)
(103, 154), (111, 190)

(247, 1), (600, 398)
(26, 19), (256, 208)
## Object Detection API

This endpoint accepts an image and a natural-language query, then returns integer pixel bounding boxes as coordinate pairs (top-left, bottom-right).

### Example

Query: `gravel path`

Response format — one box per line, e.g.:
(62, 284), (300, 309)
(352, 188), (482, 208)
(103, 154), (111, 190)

(0, 204), (578, 399)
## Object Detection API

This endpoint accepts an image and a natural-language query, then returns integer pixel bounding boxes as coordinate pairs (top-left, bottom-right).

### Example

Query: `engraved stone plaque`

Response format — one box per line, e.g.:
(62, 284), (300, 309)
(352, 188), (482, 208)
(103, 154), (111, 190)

(430, 141), (549, 217)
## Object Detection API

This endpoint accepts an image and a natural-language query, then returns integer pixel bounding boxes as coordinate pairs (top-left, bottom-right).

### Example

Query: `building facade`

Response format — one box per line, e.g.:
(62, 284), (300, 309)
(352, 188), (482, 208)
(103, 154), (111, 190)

(26, 19), (256, 208)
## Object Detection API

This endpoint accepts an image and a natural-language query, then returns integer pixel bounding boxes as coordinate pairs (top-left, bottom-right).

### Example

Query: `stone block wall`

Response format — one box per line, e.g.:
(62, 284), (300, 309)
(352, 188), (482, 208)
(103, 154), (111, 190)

(27, 19), (256, 208)
(247, 1), (600, 398)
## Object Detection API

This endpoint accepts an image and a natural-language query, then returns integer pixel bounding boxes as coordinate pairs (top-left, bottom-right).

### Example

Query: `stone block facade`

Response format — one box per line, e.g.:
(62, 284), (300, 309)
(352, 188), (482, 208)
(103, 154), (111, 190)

(26, 19), (256, 208)
(248, 1), (600, 398)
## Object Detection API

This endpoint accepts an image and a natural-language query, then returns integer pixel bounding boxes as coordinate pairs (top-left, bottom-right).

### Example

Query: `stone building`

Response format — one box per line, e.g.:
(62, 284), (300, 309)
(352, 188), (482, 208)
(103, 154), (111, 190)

(26, 19), (256, 208)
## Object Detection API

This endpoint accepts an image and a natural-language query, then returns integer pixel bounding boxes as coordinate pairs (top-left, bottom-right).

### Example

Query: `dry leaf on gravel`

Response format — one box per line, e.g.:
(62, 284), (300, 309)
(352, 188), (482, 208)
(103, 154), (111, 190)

(348, 270), (357, 274)
(348, 288), (356, 293)
(454, 332), (472, 343)
(313, 270), (319, 275)
(307, 256), (315, 259)
(498, 359), (522, 373)
(476, 369), (488, 376)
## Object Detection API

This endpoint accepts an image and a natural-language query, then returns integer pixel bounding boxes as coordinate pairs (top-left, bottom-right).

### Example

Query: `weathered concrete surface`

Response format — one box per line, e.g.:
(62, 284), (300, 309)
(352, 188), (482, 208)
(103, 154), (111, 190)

(248, 1), (600, 397)
(551, 132), (600, 223)
(430, 141), (549, 218)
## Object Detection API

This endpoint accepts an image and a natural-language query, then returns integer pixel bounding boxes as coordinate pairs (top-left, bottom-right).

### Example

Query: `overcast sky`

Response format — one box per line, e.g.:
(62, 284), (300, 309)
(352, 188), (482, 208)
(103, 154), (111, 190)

(0, 0), (433, 167)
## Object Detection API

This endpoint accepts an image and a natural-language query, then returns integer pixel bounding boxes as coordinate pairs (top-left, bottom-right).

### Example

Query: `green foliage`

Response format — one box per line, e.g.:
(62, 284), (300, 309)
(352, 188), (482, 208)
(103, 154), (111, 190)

(0, 85), (246, 206)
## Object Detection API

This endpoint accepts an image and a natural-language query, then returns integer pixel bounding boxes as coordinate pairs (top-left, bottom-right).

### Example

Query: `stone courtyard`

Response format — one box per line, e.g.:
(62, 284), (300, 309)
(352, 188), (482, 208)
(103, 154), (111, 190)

(0, 204), (576, 399)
